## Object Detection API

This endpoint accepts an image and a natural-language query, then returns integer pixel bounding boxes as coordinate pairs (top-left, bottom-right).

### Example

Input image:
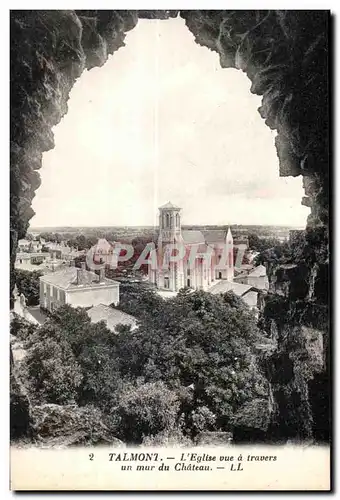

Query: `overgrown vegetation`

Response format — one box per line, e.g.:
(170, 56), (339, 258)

(14, 269), (43, 306)
(12, 286), (271, 445)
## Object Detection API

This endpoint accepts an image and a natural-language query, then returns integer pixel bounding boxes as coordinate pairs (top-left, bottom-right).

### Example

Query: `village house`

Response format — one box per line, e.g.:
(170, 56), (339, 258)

(91, 238), (119, 268)
(39, 262), (120, 312)
(14, 262), (138, 333)
(208, 280), (265, 315)
(15, 252), (50, 271)
(233, 264), (269, 290)
(17, 238), (43, 253)
(44, 241), (85, 261)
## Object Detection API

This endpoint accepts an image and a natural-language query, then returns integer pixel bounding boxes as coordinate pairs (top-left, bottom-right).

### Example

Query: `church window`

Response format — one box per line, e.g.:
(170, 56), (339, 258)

(176, 213), (179, 227)
(187, 268), (190, 276)
(187, 279), (191, 287)
(164, 277), (170, 289)
(218, 272), (222, 279)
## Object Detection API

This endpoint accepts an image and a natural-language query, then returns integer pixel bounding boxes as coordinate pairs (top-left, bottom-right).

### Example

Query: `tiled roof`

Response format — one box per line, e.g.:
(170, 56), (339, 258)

(87, 304), (137, 333)
(208, 280), (253, 297)
(40, 267), (119, 290)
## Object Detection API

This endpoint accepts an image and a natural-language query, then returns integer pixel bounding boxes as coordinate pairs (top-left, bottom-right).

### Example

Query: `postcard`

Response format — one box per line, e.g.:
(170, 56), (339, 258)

(10, 9), (331, 491)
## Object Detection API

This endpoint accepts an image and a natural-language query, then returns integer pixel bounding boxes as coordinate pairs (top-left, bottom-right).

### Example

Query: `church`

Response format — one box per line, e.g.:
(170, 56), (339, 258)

(148, 202), (235, 292)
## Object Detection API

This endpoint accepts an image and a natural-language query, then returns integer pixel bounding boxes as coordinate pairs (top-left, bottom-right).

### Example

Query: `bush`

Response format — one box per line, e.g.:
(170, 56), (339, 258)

(24, 331), (83, 404)
(114, 381), (180, 443)
(15, 269), (43, 306)
(190, 406), (217, 434)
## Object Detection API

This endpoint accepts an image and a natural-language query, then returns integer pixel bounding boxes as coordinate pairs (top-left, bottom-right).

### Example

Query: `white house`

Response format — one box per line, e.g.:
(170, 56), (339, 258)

(39, 263), (120, 312)
(234, 264), (269, 290)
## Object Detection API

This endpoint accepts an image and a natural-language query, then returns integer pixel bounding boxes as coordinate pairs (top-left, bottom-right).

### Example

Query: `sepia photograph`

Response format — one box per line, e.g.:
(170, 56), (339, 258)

(9, 7), (331, 491)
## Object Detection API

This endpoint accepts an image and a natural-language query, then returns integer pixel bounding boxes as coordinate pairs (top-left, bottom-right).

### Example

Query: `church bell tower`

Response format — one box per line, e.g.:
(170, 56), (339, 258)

(156, 202), (183, 292)
(158, 201), (182, 247)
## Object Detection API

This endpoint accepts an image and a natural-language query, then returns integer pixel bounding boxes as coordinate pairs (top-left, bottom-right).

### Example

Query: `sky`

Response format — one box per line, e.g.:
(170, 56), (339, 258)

(30, 17), (309, 228)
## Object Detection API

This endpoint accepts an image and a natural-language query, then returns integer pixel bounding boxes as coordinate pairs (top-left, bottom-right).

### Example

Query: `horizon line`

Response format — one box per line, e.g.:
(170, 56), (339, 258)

(28, 223), (306, 230)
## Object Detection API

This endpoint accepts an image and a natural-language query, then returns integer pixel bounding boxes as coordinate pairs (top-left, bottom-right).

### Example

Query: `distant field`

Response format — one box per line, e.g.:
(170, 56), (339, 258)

(28, 224), (303, 241)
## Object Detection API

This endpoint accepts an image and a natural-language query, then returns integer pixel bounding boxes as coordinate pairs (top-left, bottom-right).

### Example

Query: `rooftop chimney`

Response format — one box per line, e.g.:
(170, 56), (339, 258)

(77, 268), (83, 285)
(76, 261), (87, 285)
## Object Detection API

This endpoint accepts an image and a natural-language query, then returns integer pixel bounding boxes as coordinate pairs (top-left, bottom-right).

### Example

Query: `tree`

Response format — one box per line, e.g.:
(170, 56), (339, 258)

(24, 324), (83, 404)
(15, 269), (43, 306)
(117, 289), (270, 435)
(117, 282), (164, 321)
(10, 313), (37, 341)
(113, 381), (181, 443)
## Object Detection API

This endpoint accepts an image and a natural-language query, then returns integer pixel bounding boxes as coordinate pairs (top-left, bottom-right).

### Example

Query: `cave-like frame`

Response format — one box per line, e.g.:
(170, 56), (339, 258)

(10, 9), (330, 441)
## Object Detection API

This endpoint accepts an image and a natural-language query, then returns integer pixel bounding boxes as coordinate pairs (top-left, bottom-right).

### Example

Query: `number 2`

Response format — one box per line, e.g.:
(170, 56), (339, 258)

(89, 453), (94, 461)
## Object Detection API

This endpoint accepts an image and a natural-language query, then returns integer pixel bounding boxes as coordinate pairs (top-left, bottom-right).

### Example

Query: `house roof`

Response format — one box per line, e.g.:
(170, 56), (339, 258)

(159, 202), (181, 210)
(87, 304), (137, 333)
(40, 267), (119, 290)
(208, 280), (253, 297)
(233, 270), (252, 280)
(95, 238), (113, 250)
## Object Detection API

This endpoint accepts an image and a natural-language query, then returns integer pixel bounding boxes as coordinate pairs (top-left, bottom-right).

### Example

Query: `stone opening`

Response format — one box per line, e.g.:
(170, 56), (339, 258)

(30, 16), (308, 229)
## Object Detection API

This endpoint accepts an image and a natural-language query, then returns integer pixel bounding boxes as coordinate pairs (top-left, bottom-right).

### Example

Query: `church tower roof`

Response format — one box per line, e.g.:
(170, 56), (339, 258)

(159, 201), (181, 210)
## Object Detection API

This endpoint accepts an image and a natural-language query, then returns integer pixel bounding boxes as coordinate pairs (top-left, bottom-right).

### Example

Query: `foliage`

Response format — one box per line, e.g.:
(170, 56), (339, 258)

(19, 289), (272, 443)
(190, 406), (216, 433)
(10, 313), (37, 340)
(24, 324), (83, 405)
(116, 287), (270, 433)
(15, 269), (43, 306)
(116, 282), (164, 320)
(31, 403), (122, 446)
(248, 233), (283, 253)
(113, 381), (181, 443)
